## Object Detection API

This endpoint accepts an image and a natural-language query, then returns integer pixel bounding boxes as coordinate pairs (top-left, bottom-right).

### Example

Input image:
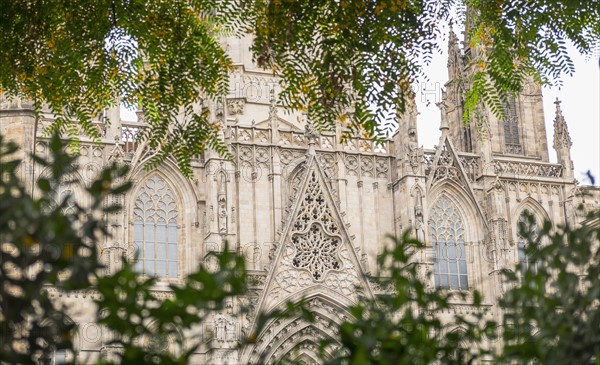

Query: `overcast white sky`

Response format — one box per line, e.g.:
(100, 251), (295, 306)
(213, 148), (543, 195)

(416, 29), (600, 186)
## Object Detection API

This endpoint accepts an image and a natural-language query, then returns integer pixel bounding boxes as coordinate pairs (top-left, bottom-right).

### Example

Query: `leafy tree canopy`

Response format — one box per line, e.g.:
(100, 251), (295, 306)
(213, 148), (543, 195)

(306, 210), (600, 365)
(1, 131), (599, 364)
(1, 0), (598, 174)
(0, 134), (247, 364)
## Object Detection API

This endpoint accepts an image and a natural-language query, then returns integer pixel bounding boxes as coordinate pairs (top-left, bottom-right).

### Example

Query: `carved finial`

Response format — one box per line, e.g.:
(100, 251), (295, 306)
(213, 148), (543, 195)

(305, 118), (318, 156)
(554, 97), (562, 114)
(553, 97), (571, 150)
(269, 88), (277, 120)
(447, 22), (462, 78)
(448, 22), (457, 44)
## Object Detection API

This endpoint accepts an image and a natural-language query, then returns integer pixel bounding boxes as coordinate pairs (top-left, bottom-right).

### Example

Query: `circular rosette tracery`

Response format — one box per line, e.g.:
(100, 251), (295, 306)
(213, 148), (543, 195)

(291, 222), (342, 281)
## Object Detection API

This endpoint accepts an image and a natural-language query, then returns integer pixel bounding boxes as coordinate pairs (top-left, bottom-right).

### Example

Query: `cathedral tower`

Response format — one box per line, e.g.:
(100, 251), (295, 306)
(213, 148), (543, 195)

(441, 26), (550, 162)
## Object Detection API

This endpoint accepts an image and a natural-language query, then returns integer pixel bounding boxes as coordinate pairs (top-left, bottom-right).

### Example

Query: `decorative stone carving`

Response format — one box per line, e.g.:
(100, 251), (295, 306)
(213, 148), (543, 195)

(406, 128), (422, 173)
(255, 147), (269, 165)
(375, 157), (389, 178)
(216, 349), (238, 362)
(493, 160), (562, 178)
(227, 99), (245, 115)
(238, 146), (253, 162)
(279, 149), (300, 166)
(458, 156), (481, 182)
(317, 152), (337, 178)
(214, 313), (237, 342)
(246, 272), (267, 288)
(360, 156), (374, 177)
(422, 150), (434, 170)
(552, 99), (572, 149)
(414, 190), (425, 243)
(236, 129), (251, 142)
(522, 79), (541, 95)
(218, 173), (228, 233)
(432, 147), (459, 183)
(359, 140), (372, 153)
(83, 162), (101, 182)
(269, 166), (361, 303)
(291, 223), (341, 280)
(344, 155), (359, 176)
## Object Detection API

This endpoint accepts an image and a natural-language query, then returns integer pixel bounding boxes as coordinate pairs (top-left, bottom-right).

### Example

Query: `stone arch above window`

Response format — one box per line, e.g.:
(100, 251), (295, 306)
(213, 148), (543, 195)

(133, 174), (179, 278)
(428, 196), (468, 290)
(52, 182), (77, 215)
(43, 171), (85, 216)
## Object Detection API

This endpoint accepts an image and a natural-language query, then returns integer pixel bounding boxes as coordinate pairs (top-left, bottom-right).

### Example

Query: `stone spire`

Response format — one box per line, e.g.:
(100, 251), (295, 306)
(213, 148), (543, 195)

(447, 23), (463, 81)
(397, 93), (419, 134)
(393, 91), (422, 176)
(552, 98), (573, 178)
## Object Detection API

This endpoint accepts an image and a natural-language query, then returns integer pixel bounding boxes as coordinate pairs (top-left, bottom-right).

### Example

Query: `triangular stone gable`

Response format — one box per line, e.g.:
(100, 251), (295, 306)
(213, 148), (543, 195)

(252, 154), (373, 319)
(426, 133), (487, 225)
(107, 143), (125, 163)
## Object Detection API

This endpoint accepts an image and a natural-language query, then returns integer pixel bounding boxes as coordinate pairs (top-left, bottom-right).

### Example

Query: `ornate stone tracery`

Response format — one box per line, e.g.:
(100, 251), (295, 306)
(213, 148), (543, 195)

(288, 170), (343, 281)
(428, 196), (468, 290)
(132, 175), (179, 278)
(292, 171), (338, 235)
(291, 223), (341, 280)
(51, 183), (78, 215)
(262, 160), (364, 306)
(432, 146), (460, 183)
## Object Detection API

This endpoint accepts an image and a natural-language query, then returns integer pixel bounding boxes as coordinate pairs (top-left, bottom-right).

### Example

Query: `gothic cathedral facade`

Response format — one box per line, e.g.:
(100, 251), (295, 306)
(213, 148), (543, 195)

(1, 30), (598, 364)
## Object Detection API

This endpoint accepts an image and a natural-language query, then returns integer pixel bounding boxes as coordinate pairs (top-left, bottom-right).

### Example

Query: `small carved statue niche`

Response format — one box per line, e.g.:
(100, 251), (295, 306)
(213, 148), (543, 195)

(217, 173), (228, 233)
(414, 190), (425, 243)
(406, 128), (422, 173)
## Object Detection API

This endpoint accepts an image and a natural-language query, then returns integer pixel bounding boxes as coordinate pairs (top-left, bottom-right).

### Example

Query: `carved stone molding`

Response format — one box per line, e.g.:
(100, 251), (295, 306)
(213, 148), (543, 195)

(493, 160), (562, 178)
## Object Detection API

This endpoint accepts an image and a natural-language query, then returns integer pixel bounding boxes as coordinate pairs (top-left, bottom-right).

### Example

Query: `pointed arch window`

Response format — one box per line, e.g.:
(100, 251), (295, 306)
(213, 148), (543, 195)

(428, 197), (468, 290)
(46, 179), (83, 261)
(49, 179), (78, 216)
(517, 210), (540, 278)
(133, 175), (179, 278)
(503, 96), (522, 154)
(463, 125), (473, 153)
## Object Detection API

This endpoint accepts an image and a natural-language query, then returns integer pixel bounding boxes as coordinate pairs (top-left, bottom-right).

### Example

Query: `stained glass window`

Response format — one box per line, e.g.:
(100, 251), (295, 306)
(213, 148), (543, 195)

(428, 197), (468, 290)
(503, 97), (522, 154)
(133, 175), (179, 278)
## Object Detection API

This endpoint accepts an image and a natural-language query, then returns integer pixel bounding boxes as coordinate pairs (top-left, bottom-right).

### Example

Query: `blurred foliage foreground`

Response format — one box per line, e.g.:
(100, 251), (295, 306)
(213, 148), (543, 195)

(0, 134), (599, 364)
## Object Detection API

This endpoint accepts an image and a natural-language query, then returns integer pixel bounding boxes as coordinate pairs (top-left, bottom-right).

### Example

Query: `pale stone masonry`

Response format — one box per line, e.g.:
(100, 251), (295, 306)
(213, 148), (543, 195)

(1, 30), (598, 364)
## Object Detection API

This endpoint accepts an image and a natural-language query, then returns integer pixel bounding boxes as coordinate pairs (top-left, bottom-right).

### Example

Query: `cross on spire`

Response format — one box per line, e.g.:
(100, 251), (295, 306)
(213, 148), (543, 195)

(554, 97), (563, 114)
